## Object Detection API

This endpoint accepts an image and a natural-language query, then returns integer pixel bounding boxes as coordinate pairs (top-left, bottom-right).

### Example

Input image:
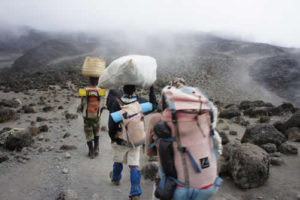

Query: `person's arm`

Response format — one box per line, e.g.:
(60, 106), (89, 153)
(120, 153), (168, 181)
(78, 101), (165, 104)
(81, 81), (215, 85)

(149, 85), (158, 111)
(108, 100), (121, 142)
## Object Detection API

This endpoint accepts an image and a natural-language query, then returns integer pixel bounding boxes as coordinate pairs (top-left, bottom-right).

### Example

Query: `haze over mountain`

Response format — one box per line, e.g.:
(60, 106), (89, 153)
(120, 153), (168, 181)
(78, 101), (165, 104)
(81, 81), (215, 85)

(0, 27), (299, 106)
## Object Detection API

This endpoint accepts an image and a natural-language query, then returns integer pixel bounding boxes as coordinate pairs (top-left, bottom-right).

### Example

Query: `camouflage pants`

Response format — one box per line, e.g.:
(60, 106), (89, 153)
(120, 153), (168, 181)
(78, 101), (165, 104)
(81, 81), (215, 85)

(83, 118), (100, 141)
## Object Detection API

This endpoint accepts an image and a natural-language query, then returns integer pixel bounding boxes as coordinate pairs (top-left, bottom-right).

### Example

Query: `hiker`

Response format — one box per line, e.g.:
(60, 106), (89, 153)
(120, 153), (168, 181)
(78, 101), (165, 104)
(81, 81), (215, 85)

(79, 77), (105, 159)
(146, 84), (222, 200)
(108, 84), (157, 200)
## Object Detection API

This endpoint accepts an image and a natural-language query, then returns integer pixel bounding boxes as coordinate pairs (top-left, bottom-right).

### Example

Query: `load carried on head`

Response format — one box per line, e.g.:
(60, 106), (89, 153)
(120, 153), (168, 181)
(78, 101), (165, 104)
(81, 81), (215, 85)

(82, 56), (106, 78)
(98, 55), (157, 89)
(79, 56), (106, 97)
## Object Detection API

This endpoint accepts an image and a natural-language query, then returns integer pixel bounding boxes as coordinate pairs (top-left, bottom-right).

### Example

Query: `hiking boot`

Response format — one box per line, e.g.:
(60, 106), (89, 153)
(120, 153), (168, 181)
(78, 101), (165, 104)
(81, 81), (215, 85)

(88, 151), (94, 159)
(94, 147), (99, 157)
(129, 195), (140, 200)
(109, 171), (120, 185)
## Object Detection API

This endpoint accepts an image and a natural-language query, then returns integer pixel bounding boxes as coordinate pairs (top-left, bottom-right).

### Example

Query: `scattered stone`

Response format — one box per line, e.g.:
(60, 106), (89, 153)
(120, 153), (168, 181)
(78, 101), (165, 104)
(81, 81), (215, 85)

(39, 124), (49, 132)
(0, 108), (16, 123)
(60, 144), (77, 150)
(100, 126), (107, 132)
(38, 135), (44, 141)
(62, 168), (69, 174)
(219, 105), (241, 119)
(269, 152), (281, 157)
(229, 131), (238, 136)
(63, 132), (71, 138)
(231, 116), (250, 126)
(5, 128), (33, 151)
(242, 124), (287, 147)
(141, 162), (158, 181)
(58, 106), (64, 110)
(218, 119), (224, 123)
(57, 189), (78, 200)
(65, 152), (71, 159)
(38, 147), (45, 153)
(22, 105), (36, 113)
(0, 127), (12, 135)
(222, 142), (270, 189)
(65, 112), (78, 120)
(219, 131), (230, 145)
(270, 157), (284, 166)
(261, 143), (277, 153)
(0, 153), (9, 163)
(258, 116), (270, 123)
(45, 138), (50, 142)
(0, 98), (22, 108)
(36, 117), (47, 122)
(285, 127), (300, 142)
(27, 124), (40, 136)
(43, 106), (54, 112)
(279, 142), (298, 154)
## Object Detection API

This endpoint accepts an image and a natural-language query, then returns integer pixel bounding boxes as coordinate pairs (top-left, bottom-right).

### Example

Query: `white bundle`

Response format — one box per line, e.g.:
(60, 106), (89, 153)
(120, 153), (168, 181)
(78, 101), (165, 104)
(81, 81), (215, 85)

(98, 55), (157, 89)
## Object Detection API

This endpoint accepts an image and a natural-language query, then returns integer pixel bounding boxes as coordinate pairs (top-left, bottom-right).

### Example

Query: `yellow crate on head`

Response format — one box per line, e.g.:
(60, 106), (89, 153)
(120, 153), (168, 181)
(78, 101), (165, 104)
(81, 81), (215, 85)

(82, 56), (106, 77)
(78, 89), (106, 97)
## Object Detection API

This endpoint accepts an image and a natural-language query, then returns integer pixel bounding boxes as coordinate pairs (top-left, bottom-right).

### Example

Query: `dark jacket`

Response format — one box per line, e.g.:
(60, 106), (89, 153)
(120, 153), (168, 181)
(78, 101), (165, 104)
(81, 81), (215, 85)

(106, 89), (123, 112)
(108, 86), (157, 143)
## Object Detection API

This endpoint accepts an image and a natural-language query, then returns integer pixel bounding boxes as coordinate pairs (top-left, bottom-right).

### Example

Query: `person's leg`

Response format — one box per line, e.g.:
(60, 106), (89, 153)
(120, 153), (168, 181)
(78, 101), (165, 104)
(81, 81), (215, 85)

(110, 162), (123, 185)
(129, 165), (142, 198)
(127, 146), (142, 199)
(84, 118), (94, 158)
(93, 118), (100, 156)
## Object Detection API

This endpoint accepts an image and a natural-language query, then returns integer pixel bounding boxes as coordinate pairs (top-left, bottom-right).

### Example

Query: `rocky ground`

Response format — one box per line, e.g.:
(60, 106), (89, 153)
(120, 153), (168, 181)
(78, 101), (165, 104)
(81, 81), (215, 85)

(0, 85), (300, 200)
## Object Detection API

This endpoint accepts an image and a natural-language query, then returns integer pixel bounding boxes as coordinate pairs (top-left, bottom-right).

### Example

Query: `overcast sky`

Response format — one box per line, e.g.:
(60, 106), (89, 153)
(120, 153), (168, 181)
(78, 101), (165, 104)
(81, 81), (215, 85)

(1, 0), (300, 47)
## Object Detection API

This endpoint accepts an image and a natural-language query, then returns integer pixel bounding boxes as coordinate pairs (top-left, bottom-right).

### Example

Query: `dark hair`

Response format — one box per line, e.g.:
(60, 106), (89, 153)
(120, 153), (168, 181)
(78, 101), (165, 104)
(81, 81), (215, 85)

(123, 85), (136, 95)
(89, 77), (99, 86)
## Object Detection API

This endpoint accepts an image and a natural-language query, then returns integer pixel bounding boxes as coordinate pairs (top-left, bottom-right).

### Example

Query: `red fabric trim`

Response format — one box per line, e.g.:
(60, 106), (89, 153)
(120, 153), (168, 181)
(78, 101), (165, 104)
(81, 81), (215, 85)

(177, 183), (214, 190)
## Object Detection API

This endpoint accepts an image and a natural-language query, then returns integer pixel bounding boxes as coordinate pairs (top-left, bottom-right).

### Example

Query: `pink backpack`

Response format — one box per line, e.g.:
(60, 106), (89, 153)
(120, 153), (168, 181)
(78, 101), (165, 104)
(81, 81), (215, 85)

(161, 86), (218, 189)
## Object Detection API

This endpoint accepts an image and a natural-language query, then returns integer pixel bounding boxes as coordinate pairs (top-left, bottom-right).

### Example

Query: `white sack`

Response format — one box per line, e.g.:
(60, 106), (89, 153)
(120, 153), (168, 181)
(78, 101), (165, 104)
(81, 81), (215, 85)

(98, 55), (157, 89)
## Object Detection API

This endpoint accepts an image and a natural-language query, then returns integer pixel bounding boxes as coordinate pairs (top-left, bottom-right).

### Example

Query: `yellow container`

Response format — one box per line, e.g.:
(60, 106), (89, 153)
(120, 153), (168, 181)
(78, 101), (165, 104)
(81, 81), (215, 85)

(78, 89), (106, 97)
(82, 57), (106, 77)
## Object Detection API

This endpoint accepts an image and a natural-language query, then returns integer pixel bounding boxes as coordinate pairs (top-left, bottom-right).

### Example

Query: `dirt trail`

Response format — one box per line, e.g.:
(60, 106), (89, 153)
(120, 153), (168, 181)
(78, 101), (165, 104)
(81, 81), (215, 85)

(0, 90), (299, 200)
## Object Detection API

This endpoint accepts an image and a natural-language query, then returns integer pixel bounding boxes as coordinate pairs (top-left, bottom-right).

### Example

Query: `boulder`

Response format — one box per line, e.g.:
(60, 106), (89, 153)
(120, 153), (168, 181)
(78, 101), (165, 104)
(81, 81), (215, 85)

(239, 100), (273, 110)
(219, 105), (241, 119)
(243, 107), (270, 118)
(219, 131), (230, 145)
(0, 153), (9, 163)
(241, 124), (287, 147)
(275, 110), (300, 133)
(285, 127), (300, 142)
(141, 162), (159, 181)
(260, 143), (277, 153)
(43, 106), (54, 112)
(258, 116), (270, 123)
(222, 142), (270, 189)
(0, 108), (16, 123)
(5, 128), (33, 151)
(22, 105), (36, 113)
(36, 117), (47, 122)
(279, 142), (298, 154)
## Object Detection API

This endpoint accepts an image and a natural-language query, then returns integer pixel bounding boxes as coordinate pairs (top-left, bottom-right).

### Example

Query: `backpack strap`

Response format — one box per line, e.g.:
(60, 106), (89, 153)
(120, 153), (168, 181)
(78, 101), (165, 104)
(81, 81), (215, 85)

(170, 101), (190, 188)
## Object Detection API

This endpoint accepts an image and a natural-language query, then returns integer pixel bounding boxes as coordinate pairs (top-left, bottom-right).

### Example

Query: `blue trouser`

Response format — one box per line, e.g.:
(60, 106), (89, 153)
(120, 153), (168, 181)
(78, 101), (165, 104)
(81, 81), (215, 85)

(112, 163), (142, 196)
(173, 177), (223, 200)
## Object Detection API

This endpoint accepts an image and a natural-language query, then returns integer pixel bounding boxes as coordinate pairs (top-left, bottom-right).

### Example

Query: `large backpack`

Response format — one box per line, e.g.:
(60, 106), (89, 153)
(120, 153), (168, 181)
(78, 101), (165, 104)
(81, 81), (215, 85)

(159, 86), (219, 189)
(83, 87), (102, 119)
(116, 100), (145, 147)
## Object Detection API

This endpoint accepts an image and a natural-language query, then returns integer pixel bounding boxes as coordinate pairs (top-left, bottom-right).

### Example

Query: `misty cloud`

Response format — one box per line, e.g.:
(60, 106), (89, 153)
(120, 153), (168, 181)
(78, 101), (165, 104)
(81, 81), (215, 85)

(1, 0), (300, 47)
